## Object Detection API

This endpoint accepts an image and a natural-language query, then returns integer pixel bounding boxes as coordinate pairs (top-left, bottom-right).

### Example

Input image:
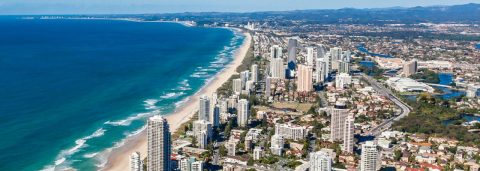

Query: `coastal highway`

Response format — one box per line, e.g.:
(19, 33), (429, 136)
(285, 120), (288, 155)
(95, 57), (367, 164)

(360, 74), (412, 137)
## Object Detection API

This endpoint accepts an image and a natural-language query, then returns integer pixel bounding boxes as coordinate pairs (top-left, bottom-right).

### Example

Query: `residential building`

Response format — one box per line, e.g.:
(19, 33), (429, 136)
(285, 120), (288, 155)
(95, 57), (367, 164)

(199, 95), (210, 121)
(310, 151), (332, 171)
(130, 152), (142, 171)
(237, 99), (249, 127)
(147, 115), (171, 171)
(270, 58), (285, 79)
(360, 141), (380, 171)
(297, 64), (313, 92)
(343, 115), (355, 154)
(329, 102), (349, 142)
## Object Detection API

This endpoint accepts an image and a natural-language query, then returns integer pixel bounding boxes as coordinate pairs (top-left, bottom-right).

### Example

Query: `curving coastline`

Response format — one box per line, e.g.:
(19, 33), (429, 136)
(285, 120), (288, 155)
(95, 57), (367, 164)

(101, 29), (252, 171)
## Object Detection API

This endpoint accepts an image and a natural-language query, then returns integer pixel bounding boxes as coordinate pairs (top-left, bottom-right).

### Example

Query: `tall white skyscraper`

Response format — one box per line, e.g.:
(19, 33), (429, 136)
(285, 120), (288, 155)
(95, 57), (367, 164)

(343, 115), (355, 154)
(330, 47), (342, 70)
(270, 58), (285, 79)
(309, 151), (332, 171)
(193, 119), (212, 149)
(315, 59), (327, 83)
(336, 73), (352, 90)
(130, 152), (143, 171)
(329, 102), (349, 142)
(240, 70), (250, 89)
(237, 99), (249, 127)
(361, 141), (380, 171)
(232, 78), (242, 94)
(251, 64), (259, 83)
(339, 60), (351, 74)
(324, 53), (332, 77)
(270, 45), (283, 60)
(147, 115), (171, 171)
(198, 95), (210, 121)
(306, 47), (315, 66)
(296, 65), (313, 92)
(270, 134), (284, 156)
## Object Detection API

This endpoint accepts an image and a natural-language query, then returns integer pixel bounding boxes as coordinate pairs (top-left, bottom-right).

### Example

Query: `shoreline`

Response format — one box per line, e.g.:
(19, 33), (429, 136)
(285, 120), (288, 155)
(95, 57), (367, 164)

(101, 28), (252, 171)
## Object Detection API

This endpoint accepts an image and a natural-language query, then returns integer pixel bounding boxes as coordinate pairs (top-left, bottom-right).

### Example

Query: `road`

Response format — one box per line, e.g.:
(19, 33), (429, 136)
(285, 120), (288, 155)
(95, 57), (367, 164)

(360, 74), (412, 137)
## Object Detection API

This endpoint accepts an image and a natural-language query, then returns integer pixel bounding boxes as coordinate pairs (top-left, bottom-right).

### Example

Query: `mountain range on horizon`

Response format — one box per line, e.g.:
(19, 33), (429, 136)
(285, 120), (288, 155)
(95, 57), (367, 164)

(137, 3), (480, 24)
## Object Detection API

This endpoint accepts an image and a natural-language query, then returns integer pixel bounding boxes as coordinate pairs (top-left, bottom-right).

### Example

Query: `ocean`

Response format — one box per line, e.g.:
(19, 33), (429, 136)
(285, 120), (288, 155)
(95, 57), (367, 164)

(0, 17), (244, 170)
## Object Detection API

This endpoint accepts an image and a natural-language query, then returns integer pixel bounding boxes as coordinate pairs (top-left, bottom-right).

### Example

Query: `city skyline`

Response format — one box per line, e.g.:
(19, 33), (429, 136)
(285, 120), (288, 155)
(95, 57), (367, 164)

(0, 0), (479, 14)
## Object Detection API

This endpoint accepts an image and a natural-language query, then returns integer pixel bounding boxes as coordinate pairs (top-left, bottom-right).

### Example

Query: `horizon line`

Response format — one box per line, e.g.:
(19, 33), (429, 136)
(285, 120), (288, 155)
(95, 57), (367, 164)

(0, 2), (478, 16)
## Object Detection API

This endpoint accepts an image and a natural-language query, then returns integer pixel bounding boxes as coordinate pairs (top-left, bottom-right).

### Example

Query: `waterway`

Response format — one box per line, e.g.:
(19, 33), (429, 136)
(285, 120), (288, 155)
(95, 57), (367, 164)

(357, 44), (393, 58)
(404, 73), (465, 101)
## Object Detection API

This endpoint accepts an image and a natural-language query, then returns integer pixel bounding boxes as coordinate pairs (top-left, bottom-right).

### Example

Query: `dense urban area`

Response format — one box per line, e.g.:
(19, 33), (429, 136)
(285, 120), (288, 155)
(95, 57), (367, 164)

(108, 4), (480, 171)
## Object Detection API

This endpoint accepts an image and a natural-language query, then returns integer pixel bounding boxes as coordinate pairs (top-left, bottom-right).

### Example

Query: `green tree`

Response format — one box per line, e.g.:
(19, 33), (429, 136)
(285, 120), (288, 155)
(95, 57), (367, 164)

(247, 157), (254, 166)
(219, 145), (227, 157)
(394, 150), (402, 161)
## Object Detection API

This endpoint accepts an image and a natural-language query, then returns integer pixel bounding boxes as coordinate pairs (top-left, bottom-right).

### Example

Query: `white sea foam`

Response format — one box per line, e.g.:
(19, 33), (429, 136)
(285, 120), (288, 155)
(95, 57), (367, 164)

(104, 110), (159, 126)
(42, 128), (106, 170)
(190, 72), (210, 78)
(143, 99), (158, 110)
(83, 152), (99, 158)
(159, 92), (185, 99)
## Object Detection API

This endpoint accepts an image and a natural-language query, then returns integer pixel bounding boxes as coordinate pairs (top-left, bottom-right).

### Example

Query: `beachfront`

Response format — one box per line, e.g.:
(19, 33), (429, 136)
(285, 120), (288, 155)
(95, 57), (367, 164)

(102, 30), (252, 171)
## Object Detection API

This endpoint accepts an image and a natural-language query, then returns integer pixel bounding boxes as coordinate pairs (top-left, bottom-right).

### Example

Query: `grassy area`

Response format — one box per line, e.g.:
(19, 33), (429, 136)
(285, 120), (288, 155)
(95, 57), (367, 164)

(410, 68), (440, 84)
(271, 102), (314, 113)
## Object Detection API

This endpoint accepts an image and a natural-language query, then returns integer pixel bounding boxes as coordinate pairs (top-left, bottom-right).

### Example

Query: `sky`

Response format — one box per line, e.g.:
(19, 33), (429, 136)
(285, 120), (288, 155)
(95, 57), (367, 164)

(0, 0), (479, 15)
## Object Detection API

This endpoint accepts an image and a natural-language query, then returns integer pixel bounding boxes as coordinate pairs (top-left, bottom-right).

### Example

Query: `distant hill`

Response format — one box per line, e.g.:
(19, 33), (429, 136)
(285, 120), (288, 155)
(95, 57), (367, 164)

(141, 3), (480, 24)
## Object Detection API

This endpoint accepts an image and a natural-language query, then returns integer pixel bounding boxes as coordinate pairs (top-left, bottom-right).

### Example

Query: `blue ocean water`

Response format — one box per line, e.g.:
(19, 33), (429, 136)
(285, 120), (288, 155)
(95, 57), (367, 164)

(0, 18), (244, 170)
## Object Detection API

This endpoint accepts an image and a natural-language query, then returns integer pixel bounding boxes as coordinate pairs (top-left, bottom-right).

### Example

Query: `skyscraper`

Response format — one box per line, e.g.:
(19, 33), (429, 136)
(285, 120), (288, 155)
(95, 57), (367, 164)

(338, 50), (350, 74)
(329, 102), (349, 142)
(130, 152), (143, 171)
(237, 99), (249, 127)
(306, 47), (315, 66)
(198, 95), (210, 121)
(193, 119), (213, 149)
(315, 59), (327, 84)
(296, 65), (313, 92)
(270, 58), (285, 79)
(209, 93), (218, 125)
(240, 70), (250, 89)
(403, 60), (418, 77)
(360, 141), (380, 171)
(287, 38), (297, 71)
(265, 77), (272, 97)
(324, 53), (332, 77)
(343, 115), (355, 154)
(210, 105), (220, 127)
(270, 45), (283, 60)
(270, 134), (284, 156)
(335, 73), (352, 90)
(251, 64), (259, 83)
(147, 115), (171, 171)
(330, 47), (342, 70)
(309, 151), (332, 171)
(232, 78), (242, 94)
(316, 44), (327, 59)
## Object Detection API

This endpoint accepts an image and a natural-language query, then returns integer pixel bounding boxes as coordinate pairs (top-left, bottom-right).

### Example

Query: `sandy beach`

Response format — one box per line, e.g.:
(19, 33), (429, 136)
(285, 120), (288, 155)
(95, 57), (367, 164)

(102, 29), (251, 171)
